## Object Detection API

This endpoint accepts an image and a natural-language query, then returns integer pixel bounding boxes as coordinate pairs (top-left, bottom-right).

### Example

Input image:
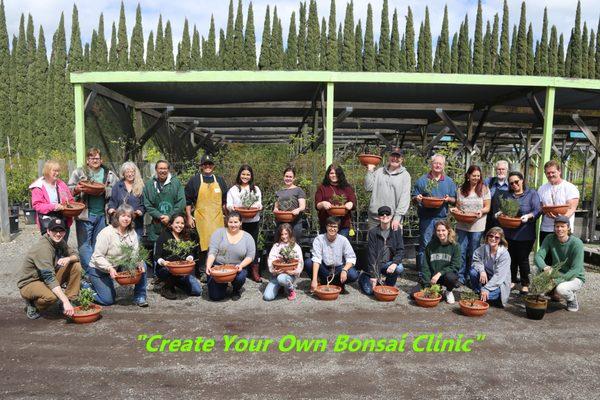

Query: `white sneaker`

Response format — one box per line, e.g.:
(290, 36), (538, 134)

(445, 291), (455, 304)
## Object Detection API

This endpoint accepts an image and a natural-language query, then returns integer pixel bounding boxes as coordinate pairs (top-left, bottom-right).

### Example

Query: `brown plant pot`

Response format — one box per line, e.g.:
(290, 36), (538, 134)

(327, 206), (347, 217)
(524, 296), (548, 320)
(164, 260), (195, 276)
(60, 202), (86, 218)
(79, 181), (106, 196)
(459, 300), (490, 317)
(541, 204), (569, 216)
(421, 197), (445, 208)
(451, 209), (478, 224)
(413, 291), (442, 307)
(211, 265), (238, 283)
(358, 154), (382, 167)
(314, 285), (341, 300)
(272, 258), (298, 272)
(234, 207), (260, 219)
(373, 285), (400, 302)
(274, 210), (295, 223)
(497, 214), (522, 229)
(71, 304), (102, 324)
(114, 271), (142, 286)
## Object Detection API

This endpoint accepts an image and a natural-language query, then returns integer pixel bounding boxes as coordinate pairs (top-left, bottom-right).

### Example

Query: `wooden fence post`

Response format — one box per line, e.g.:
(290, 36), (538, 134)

(0, 159), (11, 243)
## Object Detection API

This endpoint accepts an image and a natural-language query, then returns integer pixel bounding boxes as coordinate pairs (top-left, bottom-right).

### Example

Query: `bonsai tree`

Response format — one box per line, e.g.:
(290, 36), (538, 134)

(278, 199), (295, 211)
(424, 179), (439, 197)
(459, 287), (480, 306)
(330, 193), (347, 206)
(422, 284), (442, 298)
(529, 260), (565, 301)
(240, 191), (260, 209)
(164, 239), (197, 261)
(499, 197), (520, 217)
(278, 244), (298, 263)
(109, 243), (149, 277)
(76, 287), (96, 311)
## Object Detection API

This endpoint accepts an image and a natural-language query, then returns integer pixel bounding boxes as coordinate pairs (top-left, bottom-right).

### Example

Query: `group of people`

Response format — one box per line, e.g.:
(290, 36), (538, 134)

(17, 146), (585, 320)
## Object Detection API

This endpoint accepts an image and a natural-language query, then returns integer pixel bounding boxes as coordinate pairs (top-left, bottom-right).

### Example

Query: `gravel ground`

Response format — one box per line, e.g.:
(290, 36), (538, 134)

(2, 224), (599, 399)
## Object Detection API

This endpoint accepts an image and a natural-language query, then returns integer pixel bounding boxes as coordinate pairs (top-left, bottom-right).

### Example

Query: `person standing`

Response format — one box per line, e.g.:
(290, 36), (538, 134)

(315, 164), (356, 237)
(108, 161), (146, 239)
(484, 160), (510, 232)
(274, 167), (306, 242)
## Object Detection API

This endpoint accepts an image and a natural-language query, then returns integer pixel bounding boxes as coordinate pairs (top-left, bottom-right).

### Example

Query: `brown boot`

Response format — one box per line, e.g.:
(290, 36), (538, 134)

(249, 263), (262, 283)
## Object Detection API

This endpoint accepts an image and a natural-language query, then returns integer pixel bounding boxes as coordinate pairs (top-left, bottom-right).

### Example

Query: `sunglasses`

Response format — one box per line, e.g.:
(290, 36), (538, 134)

(487, 235), (501, 240)
(378, 213), (391, 217)
(509, 180), (521, 185)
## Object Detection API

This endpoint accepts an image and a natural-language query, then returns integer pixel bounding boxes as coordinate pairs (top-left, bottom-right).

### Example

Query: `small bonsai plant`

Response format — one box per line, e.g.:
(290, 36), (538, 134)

(529, 260), (565, 302)
(330, 193), (347, 206)
(279, 244), (298, 263)
(76, 288), (96, 311)
(240, 191), (259, 209)
(499, 197), (520, 217)
(422, 284), (442, 298)
(424, 179), (439, 197)
(109, 243), (149, 277)
(459, 287), (480, 306)
(278, 198), (295, 211)
(164, 239), (197, 261)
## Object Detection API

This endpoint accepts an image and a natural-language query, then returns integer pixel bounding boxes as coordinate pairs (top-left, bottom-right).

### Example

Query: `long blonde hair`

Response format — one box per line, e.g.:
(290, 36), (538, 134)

(434, 220), (457, 245)
(120, 161), (144, 197)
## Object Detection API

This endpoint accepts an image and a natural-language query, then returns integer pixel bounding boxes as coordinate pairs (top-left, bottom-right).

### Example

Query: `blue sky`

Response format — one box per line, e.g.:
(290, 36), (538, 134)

(5, 1), (599, 54)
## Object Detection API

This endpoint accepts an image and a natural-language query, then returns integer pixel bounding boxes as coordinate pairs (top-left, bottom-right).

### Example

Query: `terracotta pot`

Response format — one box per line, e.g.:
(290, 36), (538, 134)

(358, 154), (382, 167)
(71, 304), (102, 324)
(421, 197), (445, 208)
(497, 214), (522, 229)
(459, 300), (490, 317)
(272, 258), (298, 272)
(451, 209), (478, 224)
(164, 260), (195, 276)
(211, 264), (238, 283)
(413, 291), (442, 307)
(79, 181), (106, 196)
(524, 296), (548, 320)
(274, 210), (295, 223)
(234, 207), (260, 219)
(115, 271), (142, 286)
(541, 204), (569, 216)
(373, 285), (399, 302)
(314, 285), (341, 300)
(60, 202), (86, 218)
(327, 206), (347, 217)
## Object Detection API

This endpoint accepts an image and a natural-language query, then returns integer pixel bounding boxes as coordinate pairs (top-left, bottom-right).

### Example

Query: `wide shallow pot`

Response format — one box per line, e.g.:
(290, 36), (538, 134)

(451, 209), (478, 224)
(71, 304), (102, 324)
(524, 296), (548, 320)
(374, 285), (400, 302)
(421, 197), (445, 208)
(542, 204), (569, 216)
(164, 260), (195, 276)
(211, 265), (238, 283)
(272, 258), (298, 272)
(314, 285), (342, 300)
(79, 180), (105, 196)
(60, 202), (86, 218)
(274, 210), (295, 223)
(327, 206), (347, 217)
(115, 271), (142, 286)
(413, 291), (442, 308)
(358, 154), (382, 167)
(459, 300), (490, 317)
(497, 214), (522, 229)
(234, 207), (260, 219)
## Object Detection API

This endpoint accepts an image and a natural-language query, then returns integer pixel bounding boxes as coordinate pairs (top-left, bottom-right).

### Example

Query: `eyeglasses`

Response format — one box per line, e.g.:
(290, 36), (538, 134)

(509, 180), (521, 186)
(378, 213), (391, 217)
(326, 225), (339, 230)
(487, 235), (501, 240)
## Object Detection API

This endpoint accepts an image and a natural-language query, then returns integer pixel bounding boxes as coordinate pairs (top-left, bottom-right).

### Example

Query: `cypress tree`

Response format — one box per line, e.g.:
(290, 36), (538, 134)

(515, 2), (527, 75)
(90, 30), (97, 69)
(423, 7), (432, 72)
(163, 21), (175, 70)
(96, 14), (108, 70)
(548, 25), (558, 76)
(258, 5), (271, 70)
(26, 14), (35, 66)
(116, 1), (128, 70)
(526, 23), (534, 75)
(284, 12), (298, 70)
(84, 42), (90, 70)
(490, 14), (499, 73)
(305, 0), (319, 70)
(108, 22), (118, 70)
(498, 0), (510, 75)
(534, 40), (540, 75)
(538, 8), (548, 75)
(243, 3), (256, 70)
(204, 16), (217, 70)
(450, 32), (458, 73)
(405, 6), (415, 71)
(176, 19), (191, 71)
(588, 31), (595, 79)
(581, 23), (589, 78)
(0, 0), (9, 141)
(154, 15), (164, 69)
(51, 13), (68, 144)
(68, 5), (83, 71)
(31, 26), (48, 137)
(596, 19), (600, 79)
(399, 34), (406, 71)
(271, 7), (284, 70)
(483, 21), (492, 73)
(510, 25), (517, 74)
(327, 0), (338, 70)
(342, 1), (356, 71)
(570, 0), (582, 77)
(130, 4), (144, 70)
(377, 0), (390, 71)
(565, 30), (573, 76)
(417, 23), (424, 72)
(557, 33), (565, 76)
(472, 0), (484, 74)
(435, 5), (450, 73)
(319, 18), (327, 69)
(389, 8), (399, 72)
(363, 4), (376, 72)
(355, 20), (363, 71)
(223, 0), (235, 69)
(191, 26), (201, 69)
(218, 28), (226, 69)
(337, 23), (343, 66)
(297, 2), (307, 70)
(458, 16), (470, 74)
(232, 0), (244, 70)
(146, 30), (155, 70)
(14, 14), (29, 138)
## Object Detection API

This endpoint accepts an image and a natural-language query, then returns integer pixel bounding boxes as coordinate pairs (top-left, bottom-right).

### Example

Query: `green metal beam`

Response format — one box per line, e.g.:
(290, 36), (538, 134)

(74, 84), (86, 167)
(538, 87), (556, 185)
(325, 82), (334, 166)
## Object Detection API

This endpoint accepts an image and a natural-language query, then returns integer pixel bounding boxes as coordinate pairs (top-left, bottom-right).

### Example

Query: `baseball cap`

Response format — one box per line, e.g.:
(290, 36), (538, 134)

(200, 154), (215, 165)
(554, 215), (570, 227)
(47, 218), (67, 232)
(378, 206), (392, 216)
(389, 146), (403, 156)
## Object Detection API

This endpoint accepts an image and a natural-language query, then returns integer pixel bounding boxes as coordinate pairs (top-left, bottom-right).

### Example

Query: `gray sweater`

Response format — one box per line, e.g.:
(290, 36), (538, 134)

(208, 228), (256, 265)
(472, 244), (511, 307)
(365, 165), (412, 222)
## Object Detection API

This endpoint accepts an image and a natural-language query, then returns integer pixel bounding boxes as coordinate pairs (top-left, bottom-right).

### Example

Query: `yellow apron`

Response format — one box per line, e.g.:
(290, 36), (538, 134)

(194, 174), (224, 251)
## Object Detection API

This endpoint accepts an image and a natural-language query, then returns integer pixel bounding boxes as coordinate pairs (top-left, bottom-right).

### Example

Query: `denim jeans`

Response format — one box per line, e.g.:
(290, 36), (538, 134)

(469, 268), (500, 301)
(156, 265), (202, 296)
(358, 261), (404, 295)
(417, 218), (442, 272)
(76, 213), (106, 273)
(457, 229), (484, 284)
(88, 265), (147, 306)
(263, 273), (297, 301)
(207, 267), (247, 301)
(303, 259), (359, 286)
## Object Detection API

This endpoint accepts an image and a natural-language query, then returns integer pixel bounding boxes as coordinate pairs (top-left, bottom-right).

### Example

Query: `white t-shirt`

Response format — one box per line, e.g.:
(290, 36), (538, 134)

(538, 180), (579, 232)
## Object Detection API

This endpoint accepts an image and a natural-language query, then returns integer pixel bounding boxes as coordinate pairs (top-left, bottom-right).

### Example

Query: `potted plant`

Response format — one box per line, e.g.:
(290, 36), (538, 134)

(413, 284), (443, 307)
(371, 247), (400, 302)
(59, 198), (86, 218)
(109, 243), (149, 286)
(458, 288), (490, 317)
(71, 288), (102, 324)
(272, 244), (299, 272)
(358, 145), (382, 167)
(235, 191), (261, 219)
(450, 208), (479, 224)
(163, 239), (197, 276)
(314, 271), (342, 300)
(327, 193), (348, 217)
(524, 262), (563, 320)
(79, 177), (106, 196)
(274, 199), (295, 222)
(421, 179), (445, 208)
(541, 190), (569, 216)
(497, 197), (522, 229)
(210, 247), (238, 283)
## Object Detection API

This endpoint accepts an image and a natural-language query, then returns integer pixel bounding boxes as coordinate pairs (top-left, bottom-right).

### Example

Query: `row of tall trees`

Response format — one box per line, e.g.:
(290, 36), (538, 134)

(0, 0), (599, 156)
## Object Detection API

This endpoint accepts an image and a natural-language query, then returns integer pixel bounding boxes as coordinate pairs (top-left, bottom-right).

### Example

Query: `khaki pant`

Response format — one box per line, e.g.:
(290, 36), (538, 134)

(20, 262), (82, 310)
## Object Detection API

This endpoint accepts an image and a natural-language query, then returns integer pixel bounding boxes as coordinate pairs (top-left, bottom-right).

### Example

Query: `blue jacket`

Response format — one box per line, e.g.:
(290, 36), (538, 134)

(412, 173), (457, 220)
(491, 188), (541, 241)
(108, 180), (145, 226)
(484, 176), (509, 198)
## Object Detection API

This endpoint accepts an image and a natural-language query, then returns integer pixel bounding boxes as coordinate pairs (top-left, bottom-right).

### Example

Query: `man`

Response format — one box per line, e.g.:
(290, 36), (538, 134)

(68, 147), (118, 272)
(358, 206), (405, 296)
(17, 218), (81, 319)
(534, 215), (584, 312)
(365, 146), (412, 230)
(484, 160), (510, 231)
(185, 154), (228, 279)
(304, 216), (359, 293)
(412, 154), (457, 271)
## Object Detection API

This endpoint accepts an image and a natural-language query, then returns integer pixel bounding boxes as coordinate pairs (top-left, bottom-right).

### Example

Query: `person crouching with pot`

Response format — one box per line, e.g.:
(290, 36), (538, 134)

(534, 215), (585, 312)
(263, 223), (303, 301)
(88, 204), (148, 307)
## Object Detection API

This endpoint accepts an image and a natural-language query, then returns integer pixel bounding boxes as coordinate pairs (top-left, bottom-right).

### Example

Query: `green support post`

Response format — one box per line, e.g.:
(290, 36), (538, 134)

(74, 84), (86, 167)
(325, 82), (334, 166)
(536, 86), (556, 249)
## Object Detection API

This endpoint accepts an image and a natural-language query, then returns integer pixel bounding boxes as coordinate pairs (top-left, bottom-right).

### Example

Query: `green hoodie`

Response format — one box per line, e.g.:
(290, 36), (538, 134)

(422, 236), (461, 283)
(534, 234), (585, 284)
(143, 173), (186, 241)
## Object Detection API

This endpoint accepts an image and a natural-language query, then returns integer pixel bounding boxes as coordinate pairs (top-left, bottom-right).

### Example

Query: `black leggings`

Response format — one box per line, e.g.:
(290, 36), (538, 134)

(507, 238), (535, 286)
(539, 231), (553, 266)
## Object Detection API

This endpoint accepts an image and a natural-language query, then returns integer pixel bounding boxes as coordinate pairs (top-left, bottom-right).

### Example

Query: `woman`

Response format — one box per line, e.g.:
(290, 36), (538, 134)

(314, 164), (356, 237)
(449, 165), (490, 285)
(415, 220), (461, 304)
(263, 223), (303, 301)
(108, 162), (145, 238)
(491, 171), (541, 294)
(273, 167), (307, 242)
(154, 214), (202, 300)
(226, 164), (263, 282)
(88, 204), (148, 307)
(29, 160), (75, 238)
(206, 211), (256, 301)
(470, 227), (512, 307)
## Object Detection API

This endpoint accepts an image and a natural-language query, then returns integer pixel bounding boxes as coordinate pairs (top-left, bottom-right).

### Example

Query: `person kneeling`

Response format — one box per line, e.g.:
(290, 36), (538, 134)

(263, 224), (303, 301)
(305, 217), (359, 294)
(17, 218), (81, 319)
(359, 206), (404, 295)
